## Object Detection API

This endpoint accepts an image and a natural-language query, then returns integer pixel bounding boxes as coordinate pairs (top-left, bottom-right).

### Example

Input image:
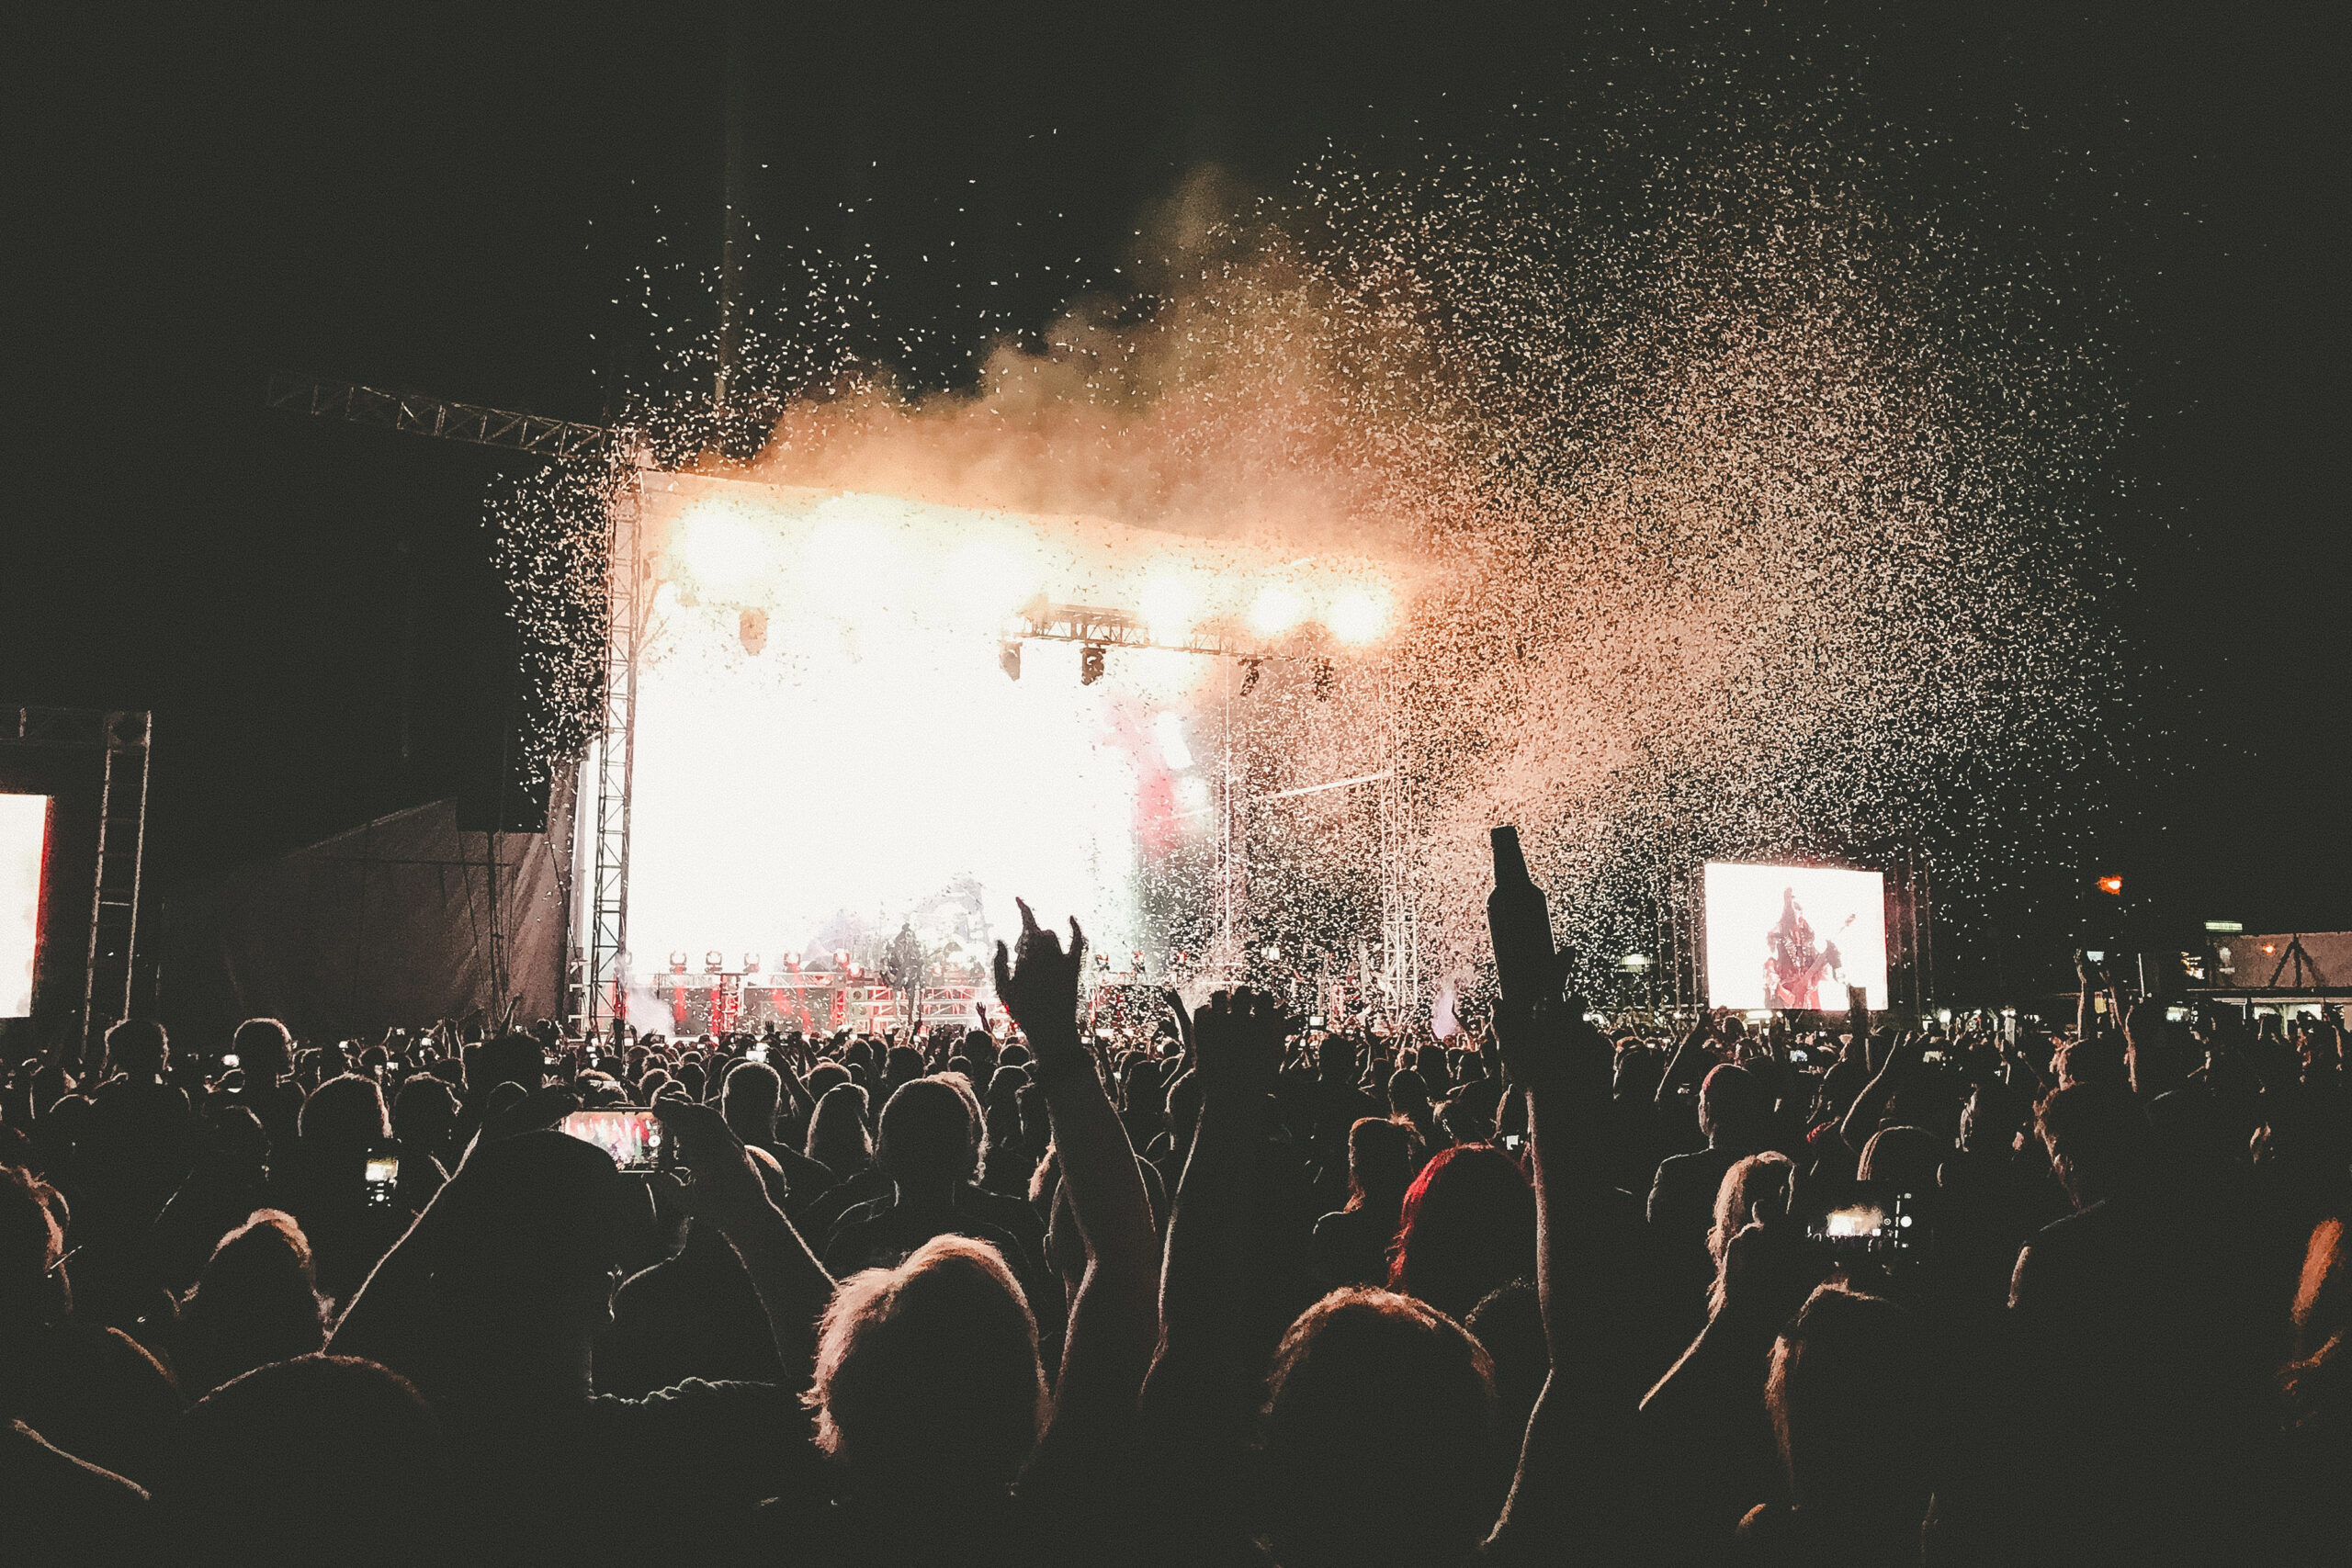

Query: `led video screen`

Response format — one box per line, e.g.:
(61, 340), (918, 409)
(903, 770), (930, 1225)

(1703, 862), (1887, 1011)
(0, 795), (49, 1017)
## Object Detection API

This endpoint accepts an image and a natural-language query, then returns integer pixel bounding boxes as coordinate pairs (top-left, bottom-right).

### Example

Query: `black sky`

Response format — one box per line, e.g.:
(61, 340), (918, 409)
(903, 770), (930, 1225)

(5, 1), (2345, 968)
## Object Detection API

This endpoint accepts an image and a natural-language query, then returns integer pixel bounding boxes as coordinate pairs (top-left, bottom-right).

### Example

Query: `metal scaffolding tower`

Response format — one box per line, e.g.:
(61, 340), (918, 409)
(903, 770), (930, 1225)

(583, 457), (650, 1038)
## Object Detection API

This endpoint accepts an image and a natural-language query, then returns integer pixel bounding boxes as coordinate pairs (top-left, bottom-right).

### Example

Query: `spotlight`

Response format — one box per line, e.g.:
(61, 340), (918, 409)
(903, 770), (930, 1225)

(1325, 587), (1387, 644)
(832, 949), (850, 968)
(743, 953), (761, 974)
(999, 639), (1022, 681)
(2096, 875), (2123, 896)
(1238, 658), (1261, 696)
(704, 950), (726, 973)
(669, 952), (689, 975)
(1311, 659), (1335, 701)
(1080, 644), (1106, 685)
(784, 951), (801, 969)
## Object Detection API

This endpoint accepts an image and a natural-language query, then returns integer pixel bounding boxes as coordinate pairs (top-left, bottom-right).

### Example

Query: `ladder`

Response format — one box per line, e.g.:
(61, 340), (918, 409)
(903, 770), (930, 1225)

(82, 711), (153, 1059)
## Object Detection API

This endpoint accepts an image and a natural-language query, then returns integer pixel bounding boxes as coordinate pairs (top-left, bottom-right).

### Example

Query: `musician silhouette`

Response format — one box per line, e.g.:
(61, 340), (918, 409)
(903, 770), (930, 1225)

(1762, 887), (1848, 1010)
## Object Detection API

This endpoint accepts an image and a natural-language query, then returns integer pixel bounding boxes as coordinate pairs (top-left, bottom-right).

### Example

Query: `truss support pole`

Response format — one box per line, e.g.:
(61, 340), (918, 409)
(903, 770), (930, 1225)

(585, 457), (648, 1040)
(81, 711), (152, 1064)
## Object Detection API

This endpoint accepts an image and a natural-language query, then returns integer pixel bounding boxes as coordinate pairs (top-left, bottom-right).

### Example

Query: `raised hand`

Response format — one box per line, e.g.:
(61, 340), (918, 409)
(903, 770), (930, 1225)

(1161, 987), (1196, 1055)
(993, 898), (1088, 1065)
(1189, 987), (1291, 1100)
(651, 1100), (769, 1224)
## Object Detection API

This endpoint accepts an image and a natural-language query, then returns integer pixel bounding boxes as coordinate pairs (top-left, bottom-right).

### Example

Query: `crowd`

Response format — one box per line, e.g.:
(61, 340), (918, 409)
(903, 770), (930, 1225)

(2, 908), (2347, 1565)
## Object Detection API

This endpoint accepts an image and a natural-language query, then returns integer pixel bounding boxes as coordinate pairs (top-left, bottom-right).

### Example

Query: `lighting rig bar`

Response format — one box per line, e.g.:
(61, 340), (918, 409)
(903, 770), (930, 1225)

(1010, 602), (1283, 662)
(267, 373), (613, 458)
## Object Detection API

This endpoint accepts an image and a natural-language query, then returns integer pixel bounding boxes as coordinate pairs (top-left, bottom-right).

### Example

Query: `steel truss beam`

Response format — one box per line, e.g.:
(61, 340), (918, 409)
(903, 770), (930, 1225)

(1010, 602), (1286, 662)
(267, 373), (612, 458)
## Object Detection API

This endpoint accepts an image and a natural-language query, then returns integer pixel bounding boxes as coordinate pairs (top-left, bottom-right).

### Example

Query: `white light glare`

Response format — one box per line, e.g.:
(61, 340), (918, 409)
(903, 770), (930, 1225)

(1325, 586), (1389, 643)
(1138, 577), (1198, 637)
(1250, 585), (1305, 636)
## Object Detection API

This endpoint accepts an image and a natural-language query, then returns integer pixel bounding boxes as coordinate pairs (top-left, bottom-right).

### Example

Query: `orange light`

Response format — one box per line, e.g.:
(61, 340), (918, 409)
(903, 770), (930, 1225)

(2096, 875), (2123, 896)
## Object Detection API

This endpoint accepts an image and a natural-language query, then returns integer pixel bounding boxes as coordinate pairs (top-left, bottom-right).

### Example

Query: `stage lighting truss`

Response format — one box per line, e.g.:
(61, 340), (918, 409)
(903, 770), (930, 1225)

(1011, 602), (1272, 662)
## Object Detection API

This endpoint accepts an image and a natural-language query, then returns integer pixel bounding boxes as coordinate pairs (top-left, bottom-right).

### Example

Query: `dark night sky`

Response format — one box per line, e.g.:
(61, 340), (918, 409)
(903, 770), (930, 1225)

(5, 1), (2345, 977)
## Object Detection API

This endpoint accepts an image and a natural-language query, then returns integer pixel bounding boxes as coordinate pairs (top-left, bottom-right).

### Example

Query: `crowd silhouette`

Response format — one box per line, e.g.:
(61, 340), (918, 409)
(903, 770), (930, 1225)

(2, 898), (2347, 1565)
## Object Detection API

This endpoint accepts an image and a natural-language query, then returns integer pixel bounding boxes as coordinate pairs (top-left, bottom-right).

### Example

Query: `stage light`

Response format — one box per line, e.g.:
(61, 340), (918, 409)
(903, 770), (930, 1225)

(832, 949), (850, 968)
(999, 640), (1022, 681)
(2202, 920), (2242, 933)
(1238, 658), (1262, 696)
(784, 951), (802, 969)
(1080, 644), (1106, 685)
(2096, 875), (2123, 896)
(847, 962), (864, 978)
(1155, 712), (1194, 772)
(1325, 586), (1388, 643)
(705, 951), (726, 973)
(743, 953), (761, 974)
(1250, 585), (1304, 636)
(669, 952), (689, 974)
(1311, 659), (1335, 701)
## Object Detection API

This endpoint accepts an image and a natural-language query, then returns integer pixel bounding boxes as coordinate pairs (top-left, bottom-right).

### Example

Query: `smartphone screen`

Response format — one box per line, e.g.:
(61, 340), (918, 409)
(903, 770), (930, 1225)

(1812, 1189), (1921, 1256)
(560, 1109), (664, 1171)
(364, 1156), (400, 1205)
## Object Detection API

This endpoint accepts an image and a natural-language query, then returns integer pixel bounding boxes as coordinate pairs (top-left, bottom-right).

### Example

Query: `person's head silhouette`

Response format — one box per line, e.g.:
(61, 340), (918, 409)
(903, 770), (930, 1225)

(1387, 1145), (1535, 1323)
(153, 1355), (453, 1568)
(101, 1018), (169, 1081)
(177, 1210), (326, 1395)
(808, 1082), (872, 1174)
(721, 1059), (782, 1145)
(809, 1234), (1045, 1502)
(1261, 1288), (1503, 1568)
(418, 1131), (638, 1399)
(232, 1018), (295, 1083)
(875, 1078), (978, 1200)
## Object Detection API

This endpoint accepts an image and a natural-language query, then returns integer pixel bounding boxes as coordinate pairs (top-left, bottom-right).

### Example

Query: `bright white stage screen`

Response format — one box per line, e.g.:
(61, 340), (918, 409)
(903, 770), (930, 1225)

(0, 795), (48, 1017)
(1703, 862), (1887, 1011)
(608, 477), (1397, 997)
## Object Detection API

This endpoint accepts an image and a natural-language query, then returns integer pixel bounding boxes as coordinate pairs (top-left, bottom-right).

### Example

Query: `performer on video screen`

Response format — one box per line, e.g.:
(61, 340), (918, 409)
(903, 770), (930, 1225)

(1761, 886), (1848, 1010)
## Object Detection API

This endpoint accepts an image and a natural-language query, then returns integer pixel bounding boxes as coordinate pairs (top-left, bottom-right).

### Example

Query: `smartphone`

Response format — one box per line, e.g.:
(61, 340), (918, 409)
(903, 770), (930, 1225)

(747, 1044), (770, 1063)
(222, 1053), (240, 1068)
(560, 1108), (664, 1172)
(1920, 1048), (1948, 1066)
(1788, 1049), (1810, 1064)
(364, 1156), (400, 1206)
(1502, 1133), (1525, 1152)
(1809, 1188), (1922, 1258)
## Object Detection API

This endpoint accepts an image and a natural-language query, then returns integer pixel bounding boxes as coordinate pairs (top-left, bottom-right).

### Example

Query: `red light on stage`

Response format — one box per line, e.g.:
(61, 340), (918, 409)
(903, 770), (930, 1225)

(2096, 876), (2123, 896)
(669, 952), (689, 975)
